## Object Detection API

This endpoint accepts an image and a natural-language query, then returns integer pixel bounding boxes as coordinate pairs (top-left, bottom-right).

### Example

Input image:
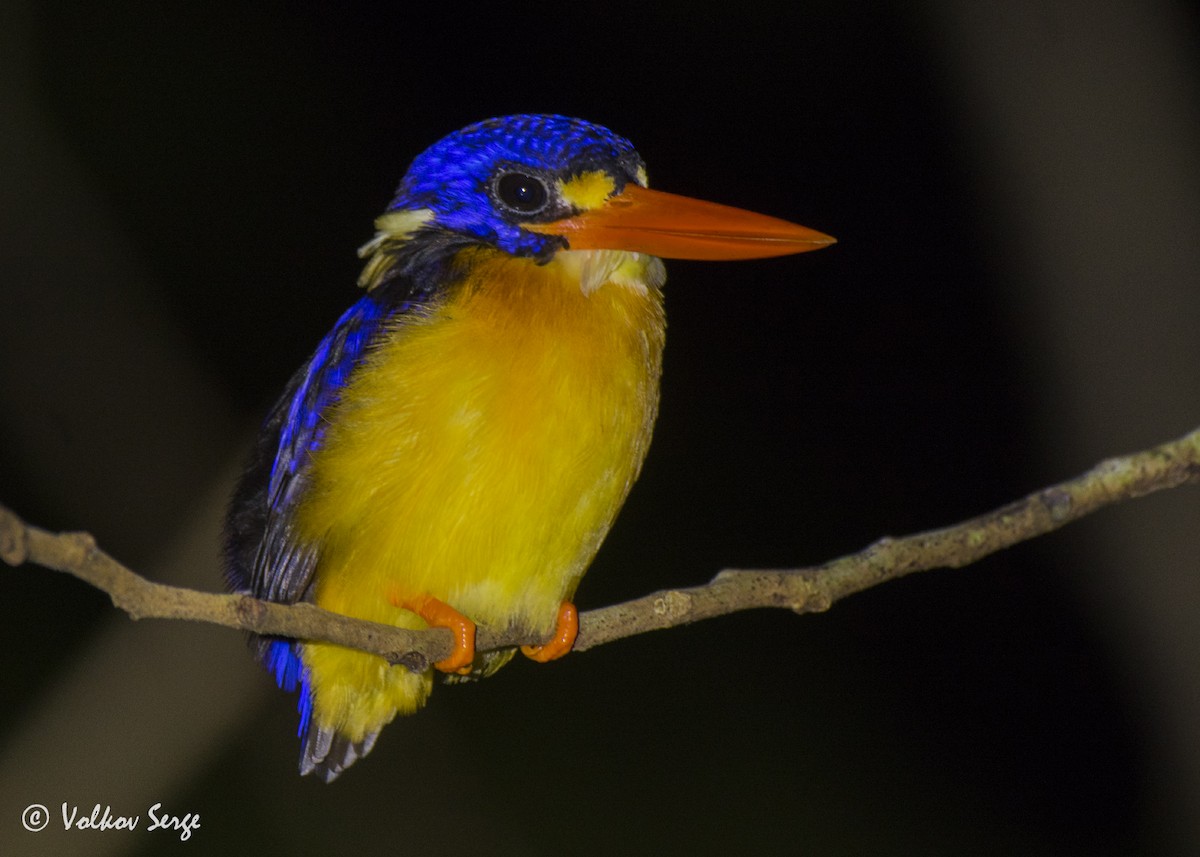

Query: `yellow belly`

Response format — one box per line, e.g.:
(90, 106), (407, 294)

(294, 247), (665, 740)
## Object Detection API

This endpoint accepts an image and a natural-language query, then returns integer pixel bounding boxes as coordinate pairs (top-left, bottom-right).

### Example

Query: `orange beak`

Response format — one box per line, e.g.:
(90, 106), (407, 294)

(528, 184), (835, 261)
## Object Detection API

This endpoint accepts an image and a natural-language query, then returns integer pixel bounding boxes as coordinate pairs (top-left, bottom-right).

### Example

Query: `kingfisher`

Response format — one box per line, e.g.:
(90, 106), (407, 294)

(224, 114), (833, 781)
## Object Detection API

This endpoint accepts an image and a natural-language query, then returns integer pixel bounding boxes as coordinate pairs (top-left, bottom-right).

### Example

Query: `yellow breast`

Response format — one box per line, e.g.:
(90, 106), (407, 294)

(296, 247), (666, 634)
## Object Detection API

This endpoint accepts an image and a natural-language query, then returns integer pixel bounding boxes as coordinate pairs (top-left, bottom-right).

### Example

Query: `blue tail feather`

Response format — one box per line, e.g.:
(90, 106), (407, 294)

(266, 638), (378, 781)
(265, 639), (313, 740)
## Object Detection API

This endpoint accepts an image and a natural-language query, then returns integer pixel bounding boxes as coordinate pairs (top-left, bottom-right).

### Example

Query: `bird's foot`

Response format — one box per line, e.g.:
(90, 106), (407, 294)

(395, 593), (476, 675)
(521, 601), (578, 663)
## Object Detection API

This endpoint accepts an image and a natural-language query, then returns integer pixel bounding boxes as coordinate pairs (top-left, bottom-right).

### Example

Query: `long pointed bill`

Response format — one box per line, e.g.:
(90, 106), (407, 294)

(528, 184), (835, 261)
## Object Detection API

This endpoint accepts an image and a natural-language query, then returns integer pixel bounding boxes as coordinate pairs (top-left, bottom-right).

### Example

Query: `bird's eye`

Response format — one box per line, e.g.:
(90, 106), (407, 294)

(494, 172), (550, 215)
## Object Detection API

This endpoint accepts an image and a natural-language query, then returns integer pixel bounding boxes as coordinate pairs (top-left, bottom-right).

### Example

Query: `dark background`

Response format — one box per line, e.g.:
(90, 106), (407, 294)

(2, 2), (1198, 855)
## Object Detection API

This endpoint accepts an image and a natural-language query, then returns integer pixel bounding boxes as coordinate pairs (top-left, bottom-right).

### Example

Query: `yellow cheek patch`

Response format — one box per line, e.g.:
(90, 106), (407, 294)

(557, 170), (617, 211)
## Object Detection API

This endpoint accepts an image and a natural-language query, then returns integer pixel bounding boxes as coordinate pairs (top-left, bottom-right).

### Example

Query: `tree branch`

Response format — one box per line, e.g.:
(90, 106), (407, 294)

(3, 426), (1198, 672)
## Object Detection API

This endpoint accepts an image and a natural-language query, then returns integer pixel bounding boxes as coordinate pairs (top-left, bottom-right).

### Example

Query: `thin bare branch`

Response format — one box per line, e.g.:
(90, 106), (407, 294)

(3, 425), (1197, 669)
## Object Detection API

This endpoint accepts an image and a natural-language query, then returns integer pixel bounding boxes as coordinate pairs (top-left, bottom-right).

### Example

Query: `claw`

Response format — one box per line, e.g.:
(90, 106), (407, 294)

(521, 601), (578, 663)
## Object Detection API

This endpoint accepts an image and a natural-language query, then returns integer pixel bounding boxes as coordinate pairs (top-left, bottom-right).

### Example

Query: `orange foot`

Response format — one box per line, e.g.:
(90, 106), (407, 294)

(521, 601), (578, 663)
(395, 593), (476, 675)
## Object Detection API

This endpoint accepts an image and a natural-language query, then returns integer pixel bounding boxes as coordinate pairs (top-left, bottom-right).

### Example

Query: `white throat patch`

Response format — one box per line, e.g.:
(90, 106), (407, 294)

(552, 249), (667, 296)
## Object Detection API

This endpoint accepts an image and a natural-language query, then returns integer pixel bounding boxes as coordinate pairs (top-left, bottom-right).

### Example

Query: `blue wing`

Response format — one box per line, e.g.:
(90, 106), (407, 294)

(223, 240), (451, 780)
(224, 293), (390, 605)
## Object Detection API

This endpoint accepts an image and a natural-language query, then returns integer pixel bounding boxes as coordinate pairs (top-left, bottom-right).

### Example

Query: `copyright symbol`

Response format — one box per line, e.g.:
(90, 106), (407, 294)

(22, 804), (49, 832)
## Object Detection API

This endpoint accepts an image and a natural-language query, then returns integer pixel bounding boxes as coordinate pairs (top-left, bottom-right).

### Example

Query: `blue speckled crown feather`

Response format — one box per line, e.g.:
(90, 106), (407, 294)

(386, 114), (645, 257)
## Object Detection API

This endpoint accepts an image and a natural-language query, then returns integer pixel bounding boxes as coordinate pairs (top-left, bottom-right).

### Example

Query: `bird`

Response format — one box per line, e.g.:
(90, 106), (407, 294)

(224, 113), (834, 781)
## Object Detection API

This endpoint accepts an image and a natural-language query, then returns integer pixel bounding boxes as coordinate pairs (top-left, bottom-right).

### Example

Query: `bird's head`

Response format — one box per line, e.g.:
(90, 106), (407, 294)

(359, 114), (833, 291)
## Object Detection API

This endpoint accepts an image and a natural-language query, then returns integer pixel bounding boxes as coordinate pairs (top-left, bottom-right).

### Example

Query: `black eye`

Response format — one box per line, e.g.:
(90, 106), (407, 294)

(495, 172), (549, 215)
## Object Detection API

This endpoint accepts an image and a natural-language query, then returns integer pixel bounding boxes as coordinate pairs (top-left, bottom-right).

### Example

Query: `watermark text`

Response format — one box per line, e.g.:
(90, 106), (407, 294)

(20, 802), (200, 842)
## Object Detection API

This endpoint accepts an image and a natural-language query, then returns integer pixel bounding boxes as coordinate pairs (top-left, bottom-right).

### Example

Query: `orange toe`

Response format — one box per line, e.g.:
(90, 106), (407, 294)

(521, 601), (578, 663)
(396, 593), (476, 675)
